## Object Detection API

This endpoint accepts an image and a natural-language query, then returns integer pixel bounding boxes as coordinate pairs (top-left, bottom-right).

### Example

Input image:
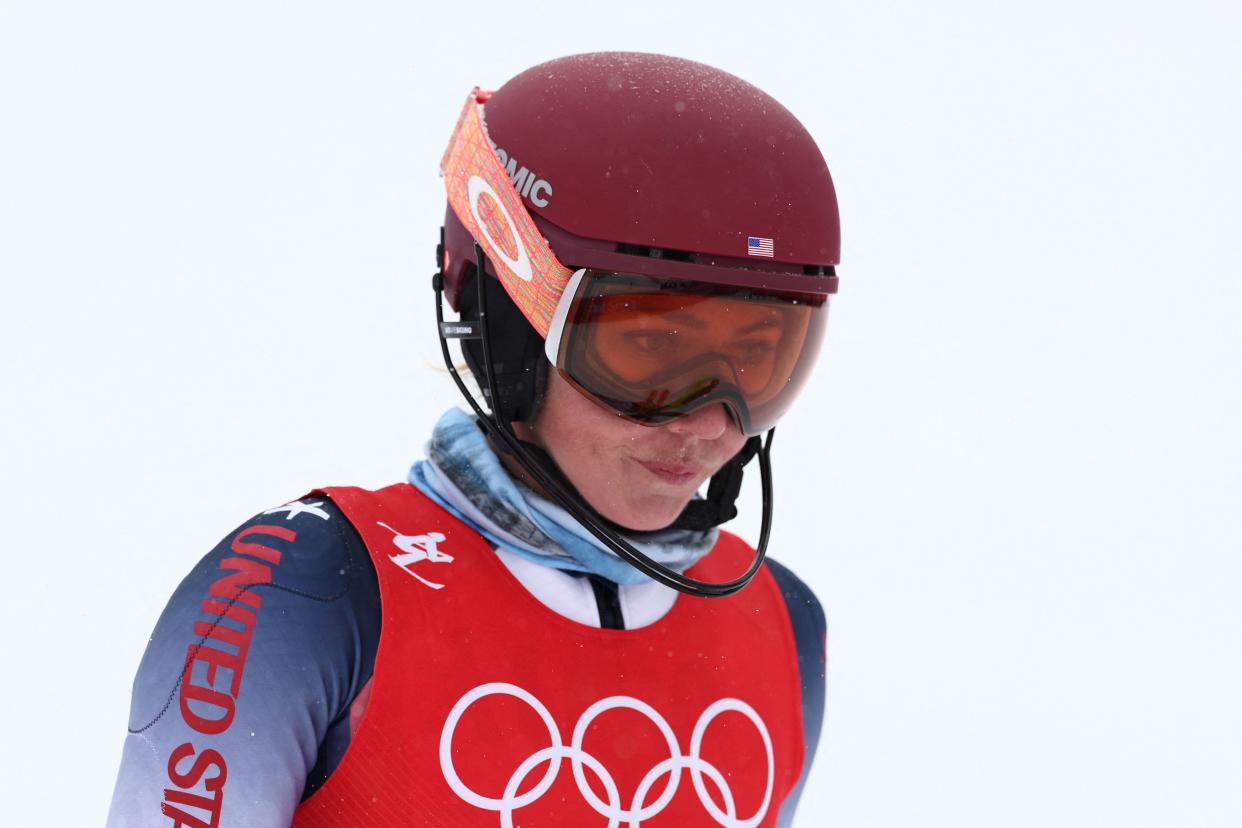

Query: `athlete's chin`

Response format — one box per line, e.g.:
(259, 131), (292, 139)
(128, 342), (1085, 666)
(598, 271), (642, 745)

(598, 463), (712, 531)
(601, 494), (695, 533)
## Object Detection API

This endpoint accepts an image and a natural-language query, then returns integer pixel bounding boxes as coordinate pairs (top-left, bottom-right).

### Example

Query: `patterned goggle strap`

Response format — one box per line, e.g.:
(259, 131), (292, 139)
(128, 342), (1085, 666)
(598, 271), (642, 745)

(440, 89), (574, 338)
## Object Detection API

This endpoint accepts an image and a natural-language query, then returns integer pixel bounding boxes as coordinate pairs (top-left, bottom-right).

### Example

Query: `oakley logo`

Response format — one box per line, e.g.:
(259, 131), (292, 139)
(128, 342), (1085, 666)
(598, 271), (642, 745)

(440, 682), (775, 827)
(378, 522), (454, 590)
(468, 175), (534, 282)
(490, 142), (554, 208)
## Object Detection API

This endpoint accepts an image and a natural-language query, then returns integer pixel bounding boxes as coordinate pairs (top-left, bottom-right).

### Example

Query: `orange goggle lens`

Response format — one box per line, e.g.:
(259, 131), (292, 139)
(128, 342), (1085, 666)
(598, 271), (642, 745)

(546, 271), (828, 436)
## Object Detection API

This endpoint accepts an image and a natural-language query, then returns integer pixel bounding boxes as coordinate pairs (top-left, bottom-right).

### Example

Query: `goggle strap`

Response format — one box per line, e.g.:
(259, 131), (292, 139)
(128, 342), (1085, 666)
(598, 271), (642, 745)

(441, 91), (574, 337)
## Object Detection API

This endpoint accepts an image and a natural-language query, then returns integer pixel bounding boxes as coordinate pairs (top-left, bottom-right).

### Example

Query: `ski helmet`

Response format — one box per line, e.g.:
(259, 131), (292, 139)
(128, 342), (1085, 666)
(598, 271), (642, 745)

(433, 52), (840, 596)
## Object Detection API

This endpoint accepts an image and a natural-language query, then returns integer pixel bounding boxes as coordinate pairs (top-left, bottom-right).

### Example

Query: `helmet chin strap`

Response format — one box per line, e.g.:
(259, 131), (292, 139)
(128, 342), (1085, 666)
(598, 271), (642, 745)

(674, 435), (761, 531)
(433, 241), (775, 598)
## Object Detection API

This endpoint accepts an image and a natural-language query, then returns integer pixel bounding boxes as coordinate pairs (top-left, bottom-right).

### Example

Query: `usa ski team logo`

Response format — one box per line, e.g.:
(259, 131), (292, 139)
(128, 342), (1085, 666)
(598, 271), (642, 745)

(379, 522), (455, 590)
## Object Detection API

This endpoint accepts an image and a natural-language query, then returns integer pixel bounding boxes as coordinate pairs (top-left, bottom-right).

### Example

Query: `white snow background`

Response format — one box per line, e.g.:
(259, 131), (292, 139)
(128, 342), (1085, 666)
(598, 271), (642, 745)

(1, 1), (1239, 825)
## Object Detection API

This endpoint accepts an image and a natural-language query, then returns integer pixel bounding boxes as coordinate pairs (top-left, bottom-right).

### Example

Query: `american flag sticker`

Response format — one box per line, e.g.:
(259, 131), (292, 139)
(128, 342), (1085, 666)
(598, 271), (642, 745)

(747, 236), (774, 257)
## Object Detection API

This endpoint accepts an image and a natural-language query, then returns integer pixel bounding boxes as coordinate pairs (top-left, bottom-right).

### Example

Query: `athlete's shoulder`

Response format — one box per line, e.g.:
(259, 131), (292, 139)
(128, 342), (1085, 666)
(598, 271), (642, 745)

(126, 493), (381, 728)
(762, 556), (827, 824)
(316, 480), (451, 522)
(191, 493), (378, 606)
(110, 493), (384, 825)
(712, 531), (825, 616)
(763, 557), (826, 633)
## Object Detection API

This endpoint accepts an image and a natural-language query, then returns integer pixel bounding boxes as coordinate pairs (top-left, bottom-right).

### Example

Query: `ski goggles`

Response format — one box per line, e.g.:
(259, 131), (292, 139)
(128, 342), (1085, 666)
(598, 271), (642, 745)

(545, 269), (828, 436)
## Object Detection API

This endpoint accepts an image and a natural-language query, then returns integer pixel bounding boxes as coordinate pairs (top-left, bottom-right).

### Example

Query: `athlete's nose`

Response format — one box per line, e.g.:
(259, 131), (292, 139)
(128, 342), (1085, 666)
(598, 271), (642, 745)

(665, 402), (732, 441)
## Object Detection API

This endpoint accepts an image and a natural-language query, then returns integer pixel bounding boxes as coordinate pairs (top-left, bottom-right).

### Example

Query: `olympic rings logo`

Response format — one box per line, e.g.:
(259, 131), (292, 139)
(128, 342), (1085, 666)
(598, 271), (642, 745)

(439, 682), (774, 828)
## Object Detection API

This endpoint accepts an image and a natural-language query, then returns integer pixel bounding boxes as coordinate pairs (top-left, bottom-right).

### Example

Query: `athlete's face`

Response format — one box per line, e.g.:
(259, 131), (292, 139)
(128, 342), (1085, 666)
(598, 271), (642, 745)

(515, 368), (748, 531)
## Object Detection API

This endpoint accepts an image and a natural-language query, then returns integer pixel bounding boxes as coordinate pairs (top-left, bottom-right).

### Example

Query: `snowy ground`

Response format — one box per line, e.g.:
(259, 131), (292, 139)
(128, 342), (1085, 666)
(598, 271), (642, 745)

(1, 1), (1239, 825)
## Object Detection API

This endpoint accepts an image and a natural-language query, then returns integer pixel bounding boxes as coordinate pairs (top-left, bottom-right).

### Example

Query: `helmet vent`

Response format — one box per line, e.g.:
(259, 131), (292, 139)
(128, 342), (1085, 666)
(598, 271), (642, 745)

(615, 242), (697, 263)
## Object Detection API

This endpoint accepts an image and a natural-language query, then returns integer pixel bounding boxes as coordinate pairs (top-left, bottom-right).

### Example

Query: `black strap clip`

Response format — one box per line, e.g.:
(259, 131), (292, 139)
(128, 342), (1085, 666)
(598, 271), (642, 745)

(439, 321), (482, 339)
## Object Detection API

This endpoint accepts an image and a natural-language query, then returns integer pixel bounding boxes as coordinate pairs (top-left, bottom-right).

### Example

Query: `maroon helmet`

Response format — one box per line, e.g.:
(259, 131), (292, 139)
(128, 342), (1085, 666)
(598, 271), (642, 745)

(442, 51), (839, 311)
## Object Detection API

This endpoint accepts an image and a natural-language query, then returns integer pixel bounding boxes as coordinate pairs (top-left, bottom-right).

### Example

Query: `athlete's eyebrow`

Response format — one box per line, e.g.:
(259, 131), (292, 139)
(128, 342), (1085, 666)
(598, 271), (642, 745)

(658, 310), (707, 329)
(736, 317), (782, 336)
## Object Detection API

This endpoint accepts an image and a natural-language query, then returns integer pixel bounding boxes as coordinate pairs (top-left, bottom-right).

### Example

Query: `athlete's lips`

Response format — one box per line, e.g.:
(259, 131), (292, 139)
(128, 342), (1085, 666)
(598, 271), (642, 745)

(634, 457), (701, 486)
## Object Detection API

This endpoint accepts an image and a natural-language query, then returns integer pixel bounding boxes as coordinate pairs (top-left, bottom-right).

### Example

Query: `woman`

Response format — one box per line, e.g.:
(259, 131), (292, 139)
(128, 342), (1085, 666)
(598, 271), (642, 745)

(108, 51), (839, 827)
